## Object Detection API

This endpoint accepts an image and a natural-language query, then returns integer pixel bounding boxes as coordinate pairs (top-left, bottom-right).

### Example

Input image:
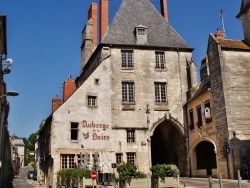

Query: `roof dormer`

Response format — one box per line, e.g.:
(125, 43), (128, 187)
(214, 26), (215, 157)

(135, 25), (148, 45)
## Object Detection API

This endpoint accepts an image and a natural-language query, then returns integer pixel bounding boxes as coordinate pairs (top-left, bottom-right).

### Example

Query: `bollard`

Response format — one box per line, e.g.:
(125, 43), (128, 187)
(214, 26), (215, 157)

(219, 173), (223, 188)
(209, 177), (214, 188)
(238, 170), (242, 188)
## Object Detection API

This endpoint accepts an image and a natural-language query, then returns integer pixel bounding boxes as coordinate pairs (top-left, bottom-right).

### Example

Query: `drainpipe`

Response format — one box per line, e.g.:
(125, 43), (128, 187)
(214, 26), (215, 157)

(177, 48), (183, 105)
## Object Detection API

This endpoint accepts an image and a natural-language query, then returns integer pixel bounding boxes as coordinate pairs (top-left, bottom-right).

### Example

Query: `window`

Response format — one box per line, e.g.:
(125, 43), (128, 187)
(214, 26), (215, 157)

(155, 82), (167, 103)
(204, 101), (212, 123)
(121, 50), (133, 68)
(116, 153), (123, 164)
(71, 122), (79, 140)
(189, 110), (194, 130)
(87, 96), (97, 106)
(127, 153), (136, 165)
(196, 106), (202, 127)
(137, 29), (146, 35)
(61, 154), (75, 169)
(127, 129), (135, 143)
(122, 82), (134, 103)
(155, 52), (165, 69)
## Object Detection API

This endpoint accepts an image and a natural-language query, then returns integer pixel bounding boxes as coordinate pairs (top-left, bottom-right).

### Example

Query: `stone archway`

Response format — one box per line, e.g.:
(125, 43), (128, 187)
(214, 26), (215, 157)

(149, 112), (186, 175)
(189, 138), (217, 177)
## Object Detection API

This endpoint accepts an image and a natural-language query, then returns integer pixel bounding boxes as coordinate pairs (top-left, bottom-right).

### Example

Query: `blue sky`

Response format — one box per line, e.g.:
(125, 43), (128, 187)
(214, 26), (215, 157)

(0, 0), (243, 138)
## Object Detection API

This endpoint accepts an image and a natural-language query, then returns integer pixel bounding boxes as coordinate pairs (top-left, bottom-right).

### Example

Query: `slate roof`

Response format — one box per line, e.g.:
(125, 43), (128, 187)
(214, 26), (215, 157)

(101, 0), (191, 49)
(218, 39), (250, 50)
(186, 75), (211, 104)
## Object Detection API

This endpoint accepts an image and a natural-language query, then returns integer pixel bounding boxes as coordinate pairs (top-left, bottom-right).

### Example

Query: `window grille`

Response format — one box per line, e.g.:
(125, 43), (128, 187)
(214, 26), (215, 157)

(155, 52), (165, 69)
(154, 82), (167, 103)
(127, 129), (135, 143)
(61, 154), (75, 169)
(87, 96), (97, 106)
(127, 153), (136, 165)
(121, 50), (133, 68)
(116, 153), (123, 164)
(122, 82), (134, 102)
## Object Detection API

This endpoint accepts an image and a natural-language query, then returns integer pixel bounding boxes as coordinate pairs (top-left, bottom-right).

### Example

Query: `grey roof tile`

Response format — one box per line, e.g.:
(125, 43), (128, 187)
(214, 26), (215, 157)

(101, 0), (191, 49)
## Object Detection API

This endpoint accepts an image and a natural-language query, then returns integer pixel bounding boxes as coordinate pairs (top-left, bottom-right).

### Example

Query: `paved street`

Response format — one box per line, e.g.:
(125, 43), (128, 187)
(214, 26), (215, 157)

(180, 177), (250, 188)
(12, 166), (39, 188)
(10, 167), (250, 188)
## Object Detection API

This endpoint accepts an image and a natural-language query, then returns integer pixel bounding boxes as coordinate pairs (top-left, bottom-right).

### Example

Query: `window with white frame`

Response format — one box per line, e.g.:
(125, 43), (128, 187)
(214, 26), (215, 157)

(155, 52), (165, 69)
(154, 82), (167, 103)
(121, 50), (133, 68)
(70, 122), (79, 140)
(116, 153), (123, 164)
(87, 96), (97, 106)
(127, 153), (136, 165)
(122, 82), (134, 103)
(127, 129), (135, 143)
(61, 154), (75, 169)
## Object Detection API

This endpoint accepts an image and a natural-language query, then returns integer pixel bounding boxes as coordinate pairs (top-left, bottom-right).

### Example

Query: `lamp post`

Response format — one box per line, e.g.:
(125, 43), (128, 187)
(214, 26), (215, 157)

(0, 91), (19, 98)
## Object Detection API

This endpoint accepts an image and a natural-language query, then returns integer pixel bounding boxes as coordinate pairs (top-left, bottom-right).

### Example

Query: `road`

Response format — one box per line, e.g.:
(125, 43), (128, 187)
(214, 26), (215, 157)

(180, 177), (250, 188)
(11, 167), (250, 188)
(12, 166), (38, 188)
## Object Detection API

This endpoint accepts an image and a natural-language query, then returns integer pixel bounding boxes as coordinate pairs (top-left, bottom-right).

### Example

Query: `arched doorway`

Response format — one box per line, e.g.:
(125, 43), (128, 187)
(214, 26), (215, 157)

(196, 141), (217, 176)
(151, 119), (186, 174)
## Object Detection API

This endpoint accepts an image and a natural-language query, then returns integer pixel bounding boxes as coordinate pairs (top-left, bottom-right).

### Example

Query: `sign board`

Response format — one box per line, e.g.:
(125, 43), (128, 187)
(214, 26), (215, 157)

(91, 171), (97, 180)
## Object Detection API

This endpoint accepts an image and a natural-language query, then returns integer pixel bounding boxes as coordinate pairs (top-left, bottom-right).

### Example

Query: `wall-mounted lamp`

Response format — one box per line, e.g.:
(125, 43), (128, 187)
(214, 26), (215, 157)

(0, 91), (19, 98)
(2, 58), (13, 74)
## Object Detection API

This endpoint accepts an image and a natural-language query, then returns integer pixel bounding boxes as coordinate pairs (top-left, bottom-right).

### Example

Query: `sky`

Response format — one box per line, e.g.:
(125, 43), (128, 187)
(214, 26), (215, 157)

(0, 0), (244, 138)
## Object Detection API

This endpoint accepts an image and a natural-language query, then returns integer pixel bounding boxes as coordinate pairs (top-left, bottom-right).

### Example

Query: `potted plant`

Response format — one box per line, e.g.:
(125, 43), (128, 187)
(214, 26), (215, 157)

(151, 164), (180, 188)
(114, 162), (147, 188)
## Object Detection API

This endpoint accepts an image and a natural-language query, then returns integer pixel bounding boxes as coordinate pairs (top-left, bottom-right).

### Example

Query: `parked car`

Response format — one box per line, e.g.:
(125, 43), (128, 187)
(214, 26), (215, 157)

(33, 171), (37, 181)
(27, 171), (35, 179)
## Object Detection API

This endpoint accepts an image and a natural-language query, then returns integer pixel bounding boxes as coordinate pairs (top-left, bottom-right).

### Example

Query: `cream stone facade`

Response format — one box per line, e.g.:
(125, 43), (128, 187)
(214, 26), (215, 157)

(37, 0), (198, 187)
(186, 0), (250, 179)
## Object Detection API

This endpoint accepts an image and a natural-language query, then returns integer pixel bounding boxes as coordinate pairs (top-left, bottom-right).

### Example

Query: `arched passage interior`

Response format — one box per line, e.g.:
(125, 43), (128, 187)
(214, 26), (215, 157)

(151, 120), (186, 173)
(196, 141), (217, 176)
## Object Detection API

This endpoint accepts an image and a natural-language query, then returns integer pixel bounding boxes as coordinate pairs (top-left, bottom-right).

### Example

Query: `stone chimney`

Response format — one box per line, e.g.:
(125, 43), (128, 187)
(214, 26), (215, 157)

(214, 28), (225, 39)
(52, 95), (62, 113)
(160, 0), (168, 21)
(88, 3), (98, 50)
(99, 0), (109, 41)
(63, 76), (76, 102)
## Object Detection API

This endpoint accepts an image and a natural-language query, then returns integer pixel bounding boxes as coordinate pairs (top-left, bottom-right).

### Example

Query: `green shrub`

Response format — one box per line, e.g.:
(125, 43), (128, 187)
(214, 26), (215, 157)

(150, 164), (180, 182)
(57, 168), (91, 180)
(114, 162), (146, 185)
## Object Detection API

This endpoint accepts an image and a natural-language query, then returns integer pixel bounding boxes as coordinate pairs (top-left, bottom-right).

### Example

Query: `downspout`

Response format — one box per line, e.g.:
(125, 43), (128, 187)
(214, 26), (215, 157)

(177, 48), (183, 105)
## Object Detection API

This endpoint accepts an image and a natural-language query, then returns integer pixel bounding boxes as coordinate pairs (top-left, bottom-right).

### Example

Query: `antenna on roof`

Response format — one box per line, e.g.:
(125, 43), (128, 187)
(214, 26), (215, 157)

(220, 9), (226, 38)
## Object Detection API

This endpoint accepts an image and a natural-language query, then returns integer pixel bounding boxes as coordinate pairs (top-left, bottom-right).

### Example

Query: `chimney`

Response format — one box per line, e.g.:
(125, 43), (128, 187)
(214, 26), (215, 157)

(63, 76), (76, 102)
(88, 3), (98, 50)
(160, 0), (168, 21)
(214, 28), (225, 39)
(52, 95), (62, 113)
(99, 0), (109, 41)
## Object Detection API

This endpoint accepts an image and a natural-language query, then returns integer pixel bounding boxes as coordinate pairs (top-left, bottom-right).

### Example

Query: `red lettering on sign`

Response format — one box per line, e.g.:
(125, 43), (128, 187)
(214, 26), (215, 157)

(92, 133), (110, 140)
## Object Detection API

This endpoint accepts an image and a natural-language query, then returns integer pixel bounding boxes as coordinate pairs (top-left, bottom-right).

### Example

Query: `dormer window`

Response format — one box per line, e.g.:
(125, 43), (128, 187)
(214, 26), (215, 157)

(135, 25), (148, 45)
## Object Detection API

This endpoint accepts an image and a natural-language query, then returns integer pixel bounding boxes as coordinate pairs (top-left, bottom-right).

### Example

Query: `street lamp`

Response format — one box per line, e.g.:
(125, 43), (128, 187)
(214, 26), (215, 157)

(0, 91), (19, 98)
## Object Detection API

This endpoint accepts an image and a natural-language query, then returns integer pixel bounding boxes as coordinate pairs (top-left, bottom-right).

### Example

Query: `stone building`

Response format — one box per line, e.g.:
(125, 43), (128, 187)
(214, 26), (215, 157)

(37, 0), (198, 187)
(0, 15), (15, 187)
(11, 134), (25, 171)
(186, 0), (250, 179)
